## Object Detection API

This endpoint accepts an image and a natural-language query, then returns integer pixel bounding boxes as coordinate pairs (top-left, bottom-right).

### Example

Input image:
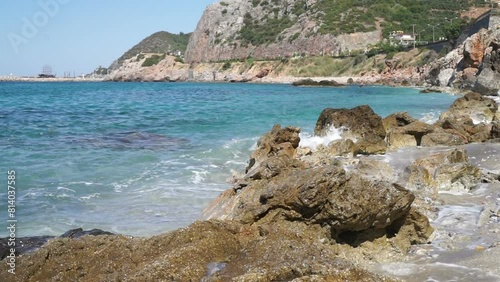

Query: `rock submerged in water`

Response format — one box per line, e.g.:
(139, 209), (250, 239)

(292, 78), (344, 87)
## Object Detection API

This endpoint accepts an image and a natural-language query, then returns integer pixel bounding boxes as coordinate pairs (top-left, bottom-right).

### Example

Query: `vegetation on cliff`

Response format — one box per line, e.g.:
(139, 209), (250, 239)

(109, 31), (190, 70)
(236, 0), (486, 47)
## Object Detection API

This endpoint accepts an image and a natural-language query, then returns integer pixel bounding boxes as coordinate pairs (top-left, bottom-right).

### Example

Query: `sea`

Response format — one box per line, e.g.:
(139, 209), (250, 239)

(0, 82), (458, 238)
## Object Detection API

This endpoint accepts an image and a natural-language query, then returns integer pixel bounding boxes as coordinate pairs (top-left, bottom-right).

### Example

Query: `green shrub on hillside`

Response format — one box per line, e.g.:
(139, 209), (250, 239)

(142, 54), (166, 67)
(315, 0), (484, 40)
(222, 61), (232, 70)
(237, 0), (486, 47)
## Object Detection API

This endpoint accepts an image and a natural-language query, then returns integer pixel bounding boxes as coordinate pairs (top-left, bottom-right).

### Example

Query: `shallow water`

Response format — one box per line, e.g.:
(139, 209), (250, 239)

(0, 82), (457, 237)
(370, 143), (500, 282)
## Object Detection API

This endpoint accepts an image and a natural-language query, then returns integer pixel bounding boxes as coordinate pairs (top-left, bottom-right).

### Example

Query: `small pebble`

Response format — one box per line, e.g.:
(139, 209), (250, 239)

(475, 245), (486, 251)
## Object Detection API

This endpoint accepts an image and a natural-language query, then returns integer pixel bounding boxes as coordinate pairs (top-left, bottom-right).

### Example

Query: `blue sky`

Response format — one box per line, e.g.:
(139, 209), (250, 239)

(0, 0), (215, 76)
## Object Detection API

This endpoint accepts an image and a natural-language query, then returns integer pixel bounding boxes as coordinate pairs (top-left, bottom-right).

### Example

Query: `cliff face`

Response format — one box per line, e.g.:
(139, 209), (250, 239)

(185, 0), (381, 63)
(425, 27), (500, 95)
(109, 54), (190, 82)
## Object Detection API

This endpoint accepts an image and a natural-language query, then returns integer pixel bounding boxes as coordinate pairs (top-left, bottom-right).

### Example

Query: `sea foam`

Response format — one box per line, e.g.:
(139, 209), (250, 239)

(299, 126), (344, 151)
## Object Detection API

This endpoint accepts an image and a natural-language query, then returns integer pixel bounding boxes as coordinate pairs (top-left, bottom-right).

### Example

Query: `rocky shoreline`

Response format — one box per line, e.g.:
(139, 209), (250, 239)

(2, 23), (500, 282)
(2, 91), (499, 281)
(0, 76), (105, 82)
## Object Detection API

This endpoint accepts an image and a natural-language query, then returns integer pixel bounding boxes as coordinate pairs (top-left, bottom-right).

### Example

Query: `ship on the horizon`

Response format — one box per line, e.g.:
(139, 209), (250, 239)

(38, 65), (56, 78)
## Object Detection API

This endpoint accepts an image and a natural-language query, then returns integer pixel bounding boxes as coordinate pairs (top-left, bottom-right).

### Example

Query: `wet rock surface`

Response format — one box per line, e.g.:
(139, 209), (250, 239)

(315, 105), (387, 155)
(292, 78), (344, 87)
(0, 228), (114, 260)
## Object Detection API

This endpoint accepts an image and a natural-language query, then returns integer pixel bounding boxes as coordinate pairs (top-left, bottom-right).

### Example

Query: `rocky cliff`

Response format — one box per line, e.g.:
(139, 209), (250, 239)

(185, 0), (486, 63)
(425, 26), (500, 95)
(185, 0), (382, 63)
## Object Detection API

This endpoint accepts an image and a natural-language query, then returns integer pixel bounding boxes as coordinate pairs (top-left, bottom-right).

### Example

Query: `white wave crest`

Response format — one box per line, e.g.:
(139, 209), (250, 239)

(419, 112), (439, 124)
(299, 126), (344, 151)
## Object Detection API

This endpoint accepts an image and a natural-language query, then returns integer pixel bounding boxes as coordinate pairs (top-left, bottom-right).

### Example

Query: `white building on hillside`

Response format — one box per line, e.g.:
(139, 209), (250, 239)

(389, 31), (415, 46)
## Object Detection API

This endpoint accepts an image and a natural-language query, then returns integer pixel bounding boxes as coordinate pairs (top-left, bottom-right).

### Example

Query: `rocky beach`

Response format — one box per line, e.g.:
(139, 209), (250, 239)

(1, 89), (500, 281)
(0, 1), (500, 282)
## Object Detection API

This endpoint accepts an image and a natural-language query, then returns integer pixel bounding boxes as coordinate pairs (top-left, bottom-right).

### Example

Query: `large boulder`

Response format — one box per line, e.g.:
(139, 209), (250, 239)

(204, 164), (415, 233)
(439, 92), (498, 124)
(434, 92), (498, 144)
(382, 112), (418, 132)
(438, 68), (455, 87)
(463, 31), (487, 69)
(401, 149), (482, 197)
(245, 124), (302, 180)
(473, 38), (500, 95)
(386, 132), (418, 150)
(314, 105), (387, 154)
(390, 121), (435, 146)
(474, 67), (500, 96)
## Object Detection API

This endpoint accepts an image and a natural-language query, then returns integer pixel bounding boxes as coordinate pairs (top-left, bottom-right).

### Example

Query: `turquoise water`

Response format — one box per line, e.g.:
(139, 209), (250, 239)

(0, 82), (457, 237)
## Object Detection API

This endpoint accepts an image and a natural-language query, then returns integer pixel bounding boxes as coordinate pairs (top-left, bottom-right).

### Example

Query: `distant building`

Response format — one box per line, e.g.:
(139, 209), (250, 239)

(389, 31), (415, 46)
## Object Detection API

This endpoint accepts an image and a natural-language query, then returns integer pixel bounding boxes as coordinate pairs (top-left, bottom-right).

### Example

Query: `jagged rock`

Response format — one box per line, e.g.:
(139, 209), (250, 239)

(387, 132), (418, 150)
(353, 139), (388, 155)
(463, 31), (487, 68)
(390, 121), (435, 146)
(421, 132), (467, 147)
(292, 79), (343, 87)
(328, 139), (355, 157)
(461, 67), (479, 87)
(474, 67), (500, 95)
(389, 208), (434, 250)
(204, 164), (415, 234)
(439, 92), (498, 124)
(382, 112), (418, 132)
(438, 68), (455, 87)
(473, 36), (500, 95)
(402, 149), (482, 196)
(315, 105), (387, 154)
(245, 124), (301, 179)
(60, 228), (114, 238)
(353, 158), (395, 182)
(403, 164), (436, 197)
